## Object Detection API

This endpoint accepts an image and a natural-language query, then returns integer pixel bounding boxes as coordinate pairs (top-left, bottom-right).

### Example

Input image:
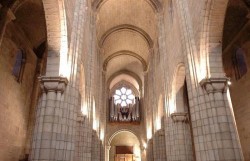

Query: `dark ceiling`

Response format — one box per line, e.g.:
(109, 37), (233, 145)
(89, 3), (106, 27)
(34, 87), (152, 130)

(223, 0), (250, 50)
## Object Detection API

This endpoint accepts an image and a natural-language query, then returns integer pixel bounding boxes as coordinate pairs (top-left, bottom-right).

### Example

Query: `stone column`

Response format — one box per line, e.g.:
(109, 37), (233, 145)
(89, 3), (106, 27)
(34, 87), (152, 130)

(146, 139), (154, 161)
(30, 76), (72, 161)
(174, 0), (244, 159)
(166, 112), (193, 161)
(91, 130), (101, 161)
(153, 129), (167, 161)
(74, 114), (87, 161)
(199, 78), (244, 161)
(105, 145), (111, 161)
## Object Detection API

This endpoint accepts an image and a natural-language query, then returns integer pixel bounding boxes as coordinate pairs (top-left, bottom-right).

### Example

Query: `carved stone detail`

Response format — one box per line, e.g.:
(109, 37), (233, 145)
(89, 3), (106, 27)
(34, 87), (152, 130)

(39, 76), (68, 93)
(200, 78), (230, 94)
(106, 145), (111, 151)
(77, 114), (86, 123)
(158, 128), (165, 136)
(170, 112), (189, 123)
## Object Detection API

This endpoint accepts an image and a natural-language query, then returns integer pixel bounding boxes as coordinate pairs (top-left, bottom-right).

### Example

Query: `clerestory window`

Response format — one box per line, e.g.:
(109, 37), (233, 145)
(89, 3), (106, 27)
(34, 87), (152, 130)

(233, 48), (248, 80)
(12, 49), (25, 82)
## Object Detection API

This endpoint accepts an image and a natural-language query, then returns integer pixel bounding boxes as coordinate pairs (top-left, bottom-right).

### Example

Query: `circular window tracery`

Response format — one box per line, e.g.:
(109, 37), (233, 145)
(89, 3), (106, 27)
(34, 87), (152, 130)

(114, 87), (135, 107)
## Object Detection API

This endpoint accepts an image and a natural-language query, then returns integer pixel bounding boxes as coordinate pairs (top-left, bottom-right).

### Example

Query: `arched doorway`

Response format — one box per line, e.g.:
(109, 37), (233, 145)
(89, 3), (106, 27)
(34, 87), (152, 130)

(108, 130), (141, 161)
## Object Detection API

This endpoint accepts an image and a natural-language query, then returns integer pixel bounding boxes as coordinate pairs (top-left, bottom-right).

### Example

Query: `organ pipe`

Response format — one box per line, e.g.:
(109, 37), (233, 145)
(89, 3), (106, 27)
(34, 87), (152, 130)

(109, 97), (140, 122)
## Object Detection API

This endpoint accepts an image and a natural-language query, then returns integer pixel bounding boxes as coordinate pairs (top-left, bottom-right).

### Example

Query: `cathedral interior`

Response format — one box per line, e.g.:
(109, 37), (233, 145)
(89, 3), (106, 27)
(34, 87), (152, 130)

(0, 0), (250, 161)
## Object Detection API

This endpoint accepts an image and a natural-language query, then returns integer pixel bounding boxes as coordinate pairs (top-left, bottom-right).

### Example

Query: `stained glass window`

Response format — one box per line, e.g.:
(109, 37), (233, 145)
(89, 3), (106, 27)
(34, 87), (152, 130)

(233, 48), (248, 80)
(113, 87), (135, 107)
(12, 49), (25, 82)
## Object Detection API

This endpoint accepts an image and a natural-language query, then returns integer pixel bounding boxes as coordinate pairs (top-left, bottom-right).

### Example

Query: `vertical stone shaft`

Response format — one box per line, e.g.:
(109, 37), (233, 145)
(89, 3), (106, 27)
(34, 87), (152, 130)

(105, 145), (111, 161)
(166, 113), (193, 161)
(146, 139), (154, 161)
(30, 77), (68, 161)
(175, 0), (244, 160)
(199, 78), (244, 161)
(153, 129), (167, 161)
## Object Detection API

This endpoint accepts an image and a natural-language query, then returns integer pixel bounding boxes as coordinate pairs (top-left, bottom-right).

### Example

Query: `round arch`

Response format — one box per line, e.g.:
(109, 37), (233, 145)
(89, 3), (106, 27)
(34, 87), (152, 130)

(107, 129), (142, 146)
(99, 24), (154, 48)
(109, 80), (140, 97)
(170, 63), (186, 114)
(172, 63), (186, 95)
(202, 0), (229, 77)
(103, 50), (148, 72)
(93, 0), (162, 13)
(107, 70), (143, 92)
(107, 129), (143, 161)
(12, 0), (68, 76)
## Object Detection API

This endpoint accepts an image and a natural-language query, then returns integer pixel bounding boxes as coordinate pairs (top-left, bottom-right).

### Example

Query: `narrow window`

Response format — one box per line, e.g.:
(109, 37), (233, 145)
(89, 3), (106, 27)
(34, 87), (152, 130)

(12, 49), (25, 82)
(233, 48), (248, 80)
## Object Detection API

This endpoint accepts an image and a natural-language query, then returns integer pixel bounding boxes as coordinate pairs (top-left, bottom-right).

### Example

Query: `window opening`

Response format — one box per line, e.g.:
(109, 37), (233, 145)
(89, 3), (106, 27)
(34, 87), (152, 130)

(110, 86), (140, 123)
(233, 48), (248, 80)
(114, 87), (135, 107)
(12, 49), (25, 82)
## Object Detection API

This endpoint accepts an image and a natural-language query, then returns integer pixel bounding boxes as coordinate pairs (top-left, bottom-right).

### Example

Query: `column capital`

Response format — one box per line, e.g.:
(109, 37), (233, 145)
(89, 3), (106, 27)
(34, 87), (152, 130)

(39, 76), (68, 93)
(106, 145), (111, 151)
(158, 128), (165, 136)
(102, 69), (107, 74)
(77, 113), (86, 123)
(170, 112), (189, 123)
(200, 77), (230, 94)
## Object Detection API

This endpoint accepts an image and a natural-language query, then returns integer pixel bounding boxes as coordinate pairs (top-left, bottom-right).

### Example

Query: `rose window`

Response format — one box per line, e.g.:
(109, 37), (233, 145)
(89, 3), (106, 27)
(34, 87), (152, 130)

(113, 87), (135, 107)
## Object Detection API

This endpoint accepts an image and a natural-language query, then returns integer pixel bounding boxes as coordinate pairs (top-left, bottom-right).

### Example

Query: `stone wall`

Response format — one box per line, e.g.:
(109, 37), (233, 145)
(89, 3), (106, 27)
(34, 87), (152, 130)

(64, 0), (77, 44)
(227, 41), (250, 160)
(142, 1), (186, 160)
(221, 1), (250, 159)
(0, 0), (249, 161)
(71, 0), (105, 160)
(186, 0), (205, 50)
(0, 21), (39, 161)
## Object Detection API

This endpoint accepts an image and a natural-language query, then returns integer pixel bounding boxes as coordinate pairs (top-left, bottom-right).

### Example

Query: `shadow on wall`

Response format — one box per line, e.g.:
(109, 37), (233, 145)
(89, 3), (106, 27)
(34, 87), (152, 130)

(222, 0), (250, 160)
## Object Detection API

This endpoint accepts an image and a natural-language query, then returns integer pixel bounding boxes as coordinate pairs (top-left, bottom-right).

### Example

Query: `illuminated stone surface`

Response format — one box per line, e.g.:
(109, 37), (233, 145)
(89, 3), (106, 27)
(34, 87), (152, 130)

(0, 0), (249, 161)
